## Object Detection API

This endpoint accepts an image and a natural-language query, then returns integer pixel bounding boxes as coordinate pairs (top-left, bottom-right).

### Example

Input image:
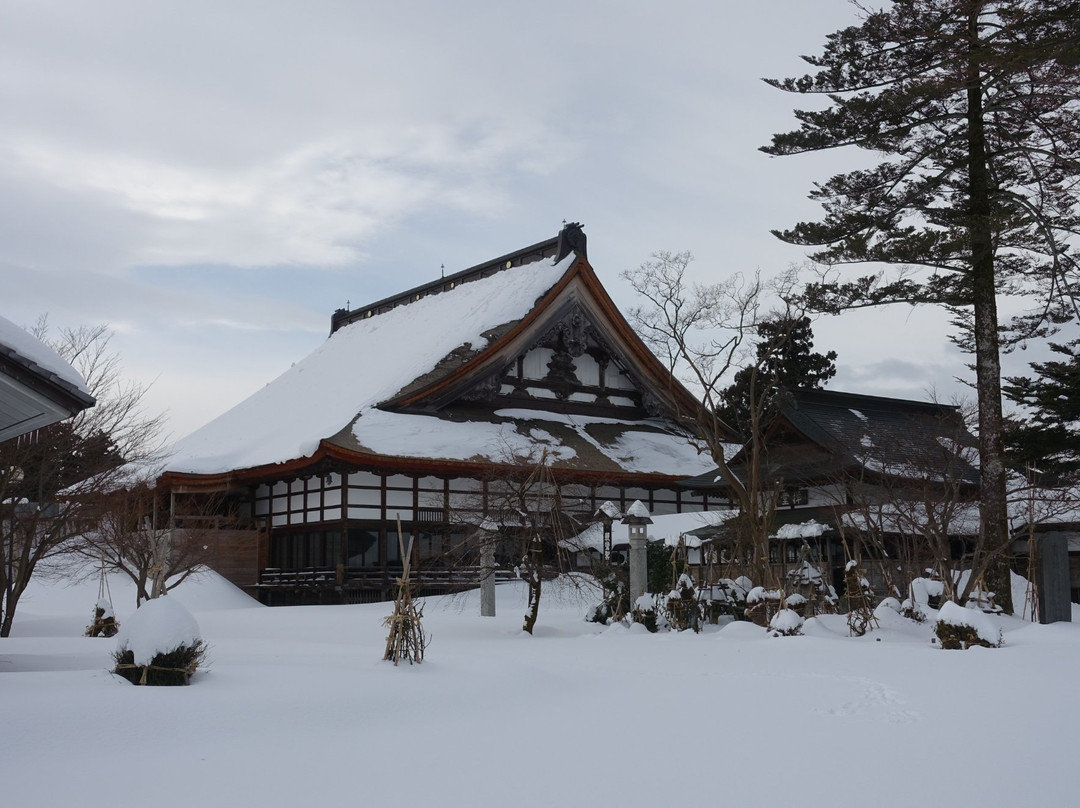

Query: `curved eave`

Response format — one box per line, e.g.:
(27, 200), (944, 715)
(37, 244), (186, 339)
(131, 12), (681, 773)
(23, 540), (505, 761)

(573, 258), (705, 421)
(382, 256), (707, 423)
(159, 439), (695, 495)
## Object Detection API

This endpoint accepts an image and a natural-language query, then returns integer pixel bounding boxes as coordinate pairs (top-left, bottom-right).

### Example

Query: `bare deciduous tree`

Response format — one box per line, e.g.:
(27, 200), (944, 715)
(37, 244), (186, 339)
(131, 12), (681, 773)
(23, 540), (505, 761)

(76, 484), (222, 606)
(621, 253), (811, 588)
(0, 321), (165, 636)
(440, 446), (594, 634)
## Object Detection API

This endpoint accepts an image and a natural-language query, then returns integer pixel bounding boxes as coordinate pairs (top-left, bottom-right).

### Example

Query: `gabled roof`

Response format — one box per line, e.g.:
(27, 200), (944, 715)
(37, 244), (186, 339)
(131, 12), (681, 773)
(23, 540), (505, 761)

(0, 315), (95, 443)
(775, 389), (979, 486)
(162, 229), (711, 484)
(682, 388), (980, 490)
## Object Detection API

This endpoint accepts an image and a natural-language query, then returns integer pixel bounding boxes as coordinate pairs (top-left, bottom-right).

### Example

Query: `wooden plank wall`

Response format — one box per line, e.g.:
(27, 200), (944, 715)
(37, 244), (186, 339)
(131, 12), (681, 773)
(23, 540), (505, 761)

(188, 528), (263, 591)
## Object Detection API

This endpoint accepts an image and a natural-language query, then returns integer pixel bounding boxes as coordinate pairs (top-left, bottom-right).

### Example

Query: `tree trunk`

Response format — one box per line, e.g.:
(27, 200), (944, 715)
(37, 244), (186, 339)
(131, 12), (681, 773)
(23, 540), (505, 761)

(523, 570), (541, 634)
(965, 7), (1013, 613)
(1, 589), (19, 638)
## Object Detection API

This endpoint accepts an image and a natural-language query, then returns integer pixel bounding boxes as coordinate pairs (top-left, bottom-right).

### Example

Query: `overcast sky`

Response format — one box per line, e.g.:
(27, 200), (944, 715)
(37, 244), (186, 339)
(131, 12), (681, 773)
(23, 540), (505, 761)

(4, 0), (1023, 441)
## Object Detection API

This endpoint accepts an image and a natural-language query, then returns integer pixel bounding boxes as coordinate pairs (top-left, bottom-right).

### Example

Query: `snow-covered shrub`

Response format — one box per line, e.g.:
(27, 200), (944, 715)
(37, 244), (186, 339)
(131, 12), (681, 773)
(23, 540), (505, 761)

(630, 593), (664, 633)
(844, 561), (879, 636)
(899, 598), (928, 623)
(877, 597), (902, 614)
(664, 573), (702, 632)
(908, 576), (945, 610)
(703, 576), (751, 622)
(588, 570), (629, 624)
(113, 596), (206, 686)
(963, 581), (1001, 614)
(85, 598), (119, 638)
(934, 601), (1002, 650)
(744, 586), (781, 626)
(585, 602), (610, 624)
(782, 592), (808, 616)
(786, 559), (839, 615)
(768, 608), (804, 637)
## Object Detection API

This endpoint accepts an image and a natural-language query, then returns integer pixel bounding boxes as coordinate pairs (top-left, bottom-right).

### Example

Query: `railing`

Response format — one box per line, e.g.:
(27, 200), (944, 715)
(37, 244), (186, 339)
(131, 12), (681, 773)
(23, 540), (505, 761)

(257, 565), (514, 591)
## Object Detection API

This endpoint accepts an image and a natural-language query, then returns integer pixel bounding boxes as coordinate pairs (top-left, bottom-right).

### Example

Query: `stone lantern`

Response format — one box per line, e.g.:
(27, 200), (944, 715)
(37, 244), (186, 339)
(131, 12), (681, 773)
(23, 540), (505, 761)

(622, 500), (653, 602)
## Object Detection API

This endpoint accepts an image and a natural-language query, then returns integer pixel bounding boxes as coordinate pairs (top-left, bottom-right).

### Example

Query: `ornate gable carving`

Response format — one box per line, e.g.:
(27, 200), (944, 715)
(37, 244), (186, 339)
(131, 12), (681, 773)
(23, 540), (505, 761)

(473, 304), (658, 418)
(406, 303), (671, 421)
(540, 307), (589, 357)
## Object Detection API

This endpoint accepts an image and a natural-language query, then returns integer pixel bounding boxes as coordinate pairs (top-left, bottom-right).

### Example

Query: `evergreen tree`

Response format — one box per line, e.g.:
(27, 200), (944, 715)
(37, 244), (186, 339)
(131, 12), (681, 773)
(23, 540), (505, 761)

(763, 1), (1080, 612)
(1004, 339), (1080, 479)
(717, 315), (837, 438)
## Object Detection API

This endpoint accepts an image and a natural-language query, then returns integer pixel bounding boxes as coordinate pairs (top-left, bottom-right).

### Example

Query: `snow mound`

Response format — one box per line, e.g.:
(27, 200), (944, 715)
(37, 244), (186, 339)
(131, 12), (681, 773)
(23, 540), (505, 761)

(167, 569), (263, 612)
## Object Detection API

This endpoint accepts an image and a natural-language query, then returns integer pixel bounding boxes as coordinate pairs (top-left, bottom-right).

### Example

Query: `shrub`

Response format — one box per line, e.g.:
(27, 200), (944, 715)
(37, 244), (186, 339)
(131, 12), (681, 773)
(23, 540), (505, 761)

(631, 594), (662, 633)
(664, 573), (702, 632)
(783, 592), (808, 617)
(899, 599), (928, 623)
(85, 598), (119, 638)
(744, 587), (781, 627)
(112, 596), (206, 686)
(113, 641), (207, 686)
(935, 601), (1002, 650)
(768, 608), (804, 637)
(703, 577), (751, 622)
(588, 570), (628, 624)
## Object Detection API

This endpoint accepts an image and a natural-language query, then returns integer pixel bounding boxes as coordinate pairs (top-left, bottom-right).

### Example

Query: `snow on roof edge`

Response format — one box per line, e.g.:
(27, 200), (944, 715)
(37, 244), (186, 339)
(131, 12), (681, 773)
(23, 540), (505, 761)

(163, 254), (576, 475)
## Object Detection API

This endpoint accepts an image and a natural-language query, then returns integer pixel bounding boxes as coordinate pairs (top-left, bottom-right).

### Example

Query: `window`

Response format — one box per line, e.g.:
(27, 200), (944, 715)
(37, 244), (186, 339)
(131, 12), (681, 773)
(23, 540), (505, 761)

(778, 488), (809, 508)
(347, 528), (380, 567)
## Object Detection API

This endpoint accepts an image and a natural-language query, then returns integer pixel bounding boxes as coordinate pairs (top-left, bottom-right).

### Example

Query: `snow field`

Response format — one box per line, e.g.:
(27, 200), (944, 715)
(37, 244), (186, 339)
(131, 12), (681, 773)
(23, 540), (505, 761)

(1, 571), (1078, 808)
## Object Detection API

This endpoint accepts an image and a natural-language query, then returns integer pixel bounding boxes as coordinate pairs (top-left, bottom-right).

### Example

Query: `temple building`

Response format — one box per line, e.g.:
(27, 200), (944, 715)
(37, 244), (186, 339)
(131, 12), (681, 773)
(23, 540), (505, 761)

(159, 224), (721, 603)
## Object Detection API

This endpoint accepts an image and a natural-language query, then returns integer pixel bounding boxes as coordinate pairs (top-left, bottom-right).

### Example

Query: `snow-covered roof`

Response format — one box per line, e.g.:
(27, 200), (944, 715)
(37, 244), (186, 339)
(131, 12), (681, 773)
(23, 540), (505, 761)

(772, 519), (831, 540)
(0, 316), (90, 394)
(566, 508), (738, 552)
(596, 501), (622, 520)
(162, 243), (714, 481)
(166, 255), (573, 474)
(841, 503), (981, 537)
(0, 314), (95, 442)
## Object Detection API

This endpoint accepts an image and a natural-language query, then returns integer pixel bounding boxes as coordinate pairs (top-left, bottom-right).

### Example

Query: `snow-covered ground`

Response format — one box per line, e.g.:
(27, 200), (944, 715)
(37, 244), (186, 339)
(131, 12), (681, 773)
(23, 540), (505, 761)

(2, 570), (1078, 807)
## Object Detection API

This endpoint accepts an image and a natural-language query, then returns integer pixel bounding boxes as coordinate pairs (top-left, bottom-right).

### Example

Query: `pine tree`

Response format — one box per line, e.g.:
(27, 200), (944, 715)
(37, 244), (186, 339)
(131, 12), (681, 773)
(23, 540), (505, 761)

(717, 315), (837, 438)
(1004, 339), (1080, 479)
(763, 1), (1080, 612)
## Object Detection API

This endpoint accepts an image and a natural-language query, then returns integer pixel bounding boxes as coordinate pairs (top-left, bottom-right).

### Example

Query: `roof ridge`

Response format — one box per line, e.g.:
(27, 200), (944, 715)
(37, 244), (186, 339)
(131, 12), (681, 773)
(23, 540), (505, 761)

(792, 387), (959, 415)
(329, 234), (561, 334)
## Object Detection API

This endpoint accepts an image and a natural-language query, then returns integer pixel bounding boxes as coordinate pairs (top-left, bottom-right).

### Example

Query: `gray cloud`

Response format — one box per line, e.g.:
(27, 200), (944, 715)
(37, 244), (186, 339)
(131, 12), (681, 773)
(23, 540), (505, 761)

(8, 0), (995, 439)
